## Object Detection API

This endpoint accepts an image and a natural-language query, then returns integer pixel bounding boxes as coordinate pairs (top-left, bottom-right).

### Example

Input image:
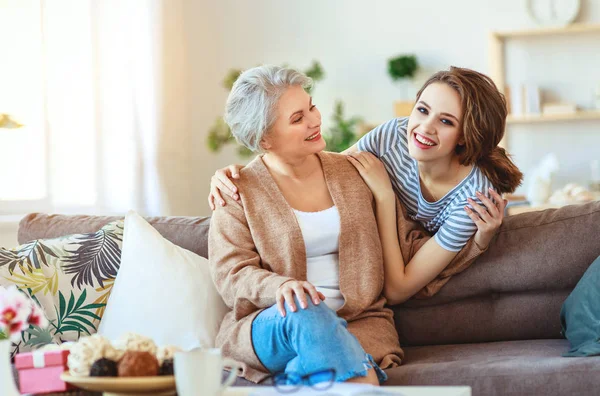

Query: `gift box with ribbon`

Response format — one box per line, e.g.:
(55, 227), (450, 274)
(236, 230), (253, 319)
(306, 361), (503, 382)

(14, 349), (74, 394)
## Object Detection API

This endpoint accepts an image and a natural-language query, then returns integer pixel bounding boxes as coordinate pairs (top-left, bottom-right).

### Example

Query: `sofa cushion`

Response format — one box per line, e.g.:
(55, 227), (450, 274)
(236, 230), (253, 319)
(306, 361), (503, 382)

(98, 211), (228, 350)
(18, 213), (211, 259)
(388, 339), (600, 396)
(560, 254), (600, 357)
(394, 201), (600, 345)
(1, 220), (124, 357)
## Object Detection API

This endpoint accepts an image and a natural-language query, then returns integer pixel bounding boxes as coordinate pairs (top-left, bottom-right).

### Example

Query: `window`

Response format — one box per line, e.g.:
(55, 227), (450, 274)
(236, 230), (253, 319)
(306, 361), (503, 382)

(0, 0), (97, 215)
(0, 1), (48, 214)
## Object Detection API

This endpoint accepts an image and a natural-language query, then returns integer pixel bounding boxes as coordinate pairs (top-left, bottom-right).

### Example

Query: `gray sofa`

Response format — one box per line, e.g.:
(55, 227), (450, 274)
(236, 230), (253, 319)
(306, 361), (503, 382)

(14, 201), (600, 396)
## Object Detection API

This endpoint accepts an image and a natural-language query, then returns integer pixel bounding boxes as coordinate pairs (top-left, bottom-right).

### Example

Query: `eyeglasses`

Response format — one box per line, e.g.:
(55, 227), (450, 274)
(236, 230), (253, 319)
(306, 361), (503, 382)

(265, 368), (336, 393)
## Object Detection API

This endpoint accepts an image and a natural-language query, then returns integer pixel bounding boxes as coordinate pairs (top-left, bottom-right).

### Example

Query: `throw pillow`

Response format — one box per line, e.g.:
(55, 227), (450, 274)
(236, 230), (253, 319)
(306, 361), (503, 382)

(98, 211), (228, 350)
(0, 220), (124, 357)
(560, 254), (600, 357)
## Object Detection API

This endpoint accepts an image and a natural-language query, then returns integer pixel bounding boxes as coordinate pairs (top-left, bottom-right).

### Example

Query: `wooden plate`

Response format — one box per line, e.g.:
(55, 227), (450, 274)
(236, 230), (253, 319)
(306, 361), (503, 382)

(60, 372), (176, 396)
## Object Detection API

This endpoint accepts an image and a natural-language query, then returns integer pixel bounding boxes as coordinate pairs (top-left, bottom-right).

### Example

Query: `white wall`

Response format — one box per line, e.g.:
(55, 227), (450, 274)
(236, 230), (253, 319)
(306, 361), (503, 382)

(0, 221), (18, 248)
(186, 0), (600, 215)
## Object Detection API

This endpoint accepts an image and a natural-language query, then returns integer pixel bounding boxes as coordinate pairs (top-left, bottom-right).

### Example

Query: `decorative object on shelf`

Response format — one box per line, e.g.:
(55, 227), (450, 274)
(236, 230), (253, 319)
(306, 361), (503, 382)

(206, 61), (363, 156)
(0, 285), (49, 396)
(387, 54), (419, 116)
(524, 84), (541, 115)
(508, 84), (527, 116)
(526, 152), (560, 206)
(548, 183), (595, 204)
(526, 0), (581, 26)
(542, 102), (578, 114)
(0, 113), (23, 129)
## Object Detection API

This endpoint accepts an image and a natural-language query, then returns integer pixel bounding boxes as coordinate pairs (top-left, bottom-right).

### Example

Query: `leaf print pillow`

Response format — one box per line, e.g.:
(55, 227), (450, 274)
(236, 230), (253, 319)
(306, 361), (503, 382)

(0, 220), (124, 357)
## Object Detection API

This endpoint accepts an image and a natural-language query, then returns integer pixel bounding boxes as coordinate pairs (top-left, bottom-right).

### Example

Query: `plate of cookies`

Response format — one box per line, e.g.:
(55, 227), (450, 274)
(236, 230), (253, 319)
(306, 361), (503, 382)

(59, 332), (181, 396)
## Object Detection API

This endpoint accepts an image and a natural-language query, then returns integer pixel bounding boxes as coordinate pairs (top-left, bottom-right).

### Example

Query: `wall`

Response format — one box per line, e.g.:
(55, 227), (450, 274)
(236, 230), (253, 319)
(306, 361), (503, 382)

(186, 0), (600, 215)
(0, 219), (19, 248)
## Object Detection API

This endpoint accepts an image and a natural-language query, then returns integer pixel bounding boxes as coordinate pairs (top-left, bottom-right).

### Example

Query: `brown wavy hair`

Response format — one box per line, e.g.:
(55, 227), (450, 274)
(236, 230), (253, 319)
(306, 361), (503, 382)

(415, 66), (523, 194)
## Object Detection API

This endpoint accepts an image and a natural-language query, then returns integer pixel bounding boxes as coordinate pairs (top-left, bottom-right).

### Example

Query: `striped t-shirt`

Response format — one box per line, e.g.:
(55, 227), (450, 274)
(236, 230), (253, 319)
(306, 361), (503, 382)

(357, 117), (495, 252)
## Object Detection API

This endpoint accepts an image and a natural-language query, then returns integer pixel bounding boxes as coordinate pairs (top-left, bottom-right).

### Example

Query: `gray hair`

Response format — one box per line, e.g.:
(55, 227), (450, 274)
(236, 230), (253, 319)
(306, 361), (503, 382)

(224, 65), (313, 153)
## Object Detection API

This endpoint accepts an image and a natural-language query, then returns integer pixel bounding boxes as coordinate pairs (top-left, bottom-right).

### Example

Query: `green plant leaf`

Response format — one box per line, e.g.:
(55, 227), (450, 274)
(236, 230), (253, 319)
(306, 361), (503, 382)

(388, 55), (419, 81)
(206, 117), (234, 154)
(74, 310), (102, 321)
(80, 303), (106, 311)
(75, 289), (87, 311)
(69, 315), (96, 330)
(66, 291), (75, 317)
(59, 292), (66, 316)
(324, 100), (363, 153)
(24, 326), (54, 348)
(54, 290), (103, 336)
(59, 325), (84, 334)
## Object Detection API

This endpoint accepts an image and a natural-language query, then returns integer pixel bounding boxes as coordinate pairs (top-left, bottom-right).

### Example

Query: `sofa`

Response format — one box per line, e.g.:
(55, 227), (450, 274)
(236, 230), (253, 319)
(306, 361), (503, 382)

(12, 201), (600, 396)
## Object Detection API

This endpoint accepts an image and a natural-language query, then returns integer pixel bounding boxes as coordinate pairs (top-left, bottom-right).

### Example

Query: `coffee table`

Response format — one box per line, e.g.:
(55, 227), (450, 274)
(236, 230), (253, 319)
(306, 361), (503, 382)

(225, 386), (471, 396)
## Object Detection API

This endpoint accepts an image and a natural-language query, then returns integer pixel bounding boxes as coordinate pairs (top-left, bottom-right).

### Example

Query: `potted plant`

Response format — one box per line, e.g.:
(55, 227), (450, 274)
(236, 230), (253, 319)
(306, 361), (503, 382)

(0, 285), (48, 396)
(387, 54), (419, 116)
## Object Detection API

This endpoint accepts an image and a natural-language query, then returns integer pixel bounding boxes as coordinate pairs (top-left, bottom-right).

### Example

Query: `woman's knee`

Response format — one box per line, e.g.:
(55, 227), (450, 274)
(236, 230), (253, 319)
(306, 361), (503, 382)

(284, 293), (338, 325)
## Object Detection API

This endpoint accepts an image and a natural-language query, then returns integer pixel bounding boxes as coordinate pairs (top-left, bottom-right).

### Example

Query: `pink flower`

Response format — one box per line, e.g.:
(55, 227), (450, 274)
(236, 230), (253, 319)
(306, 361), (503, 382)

(28, 303), (48, 329)
(0, 285), (47, 342)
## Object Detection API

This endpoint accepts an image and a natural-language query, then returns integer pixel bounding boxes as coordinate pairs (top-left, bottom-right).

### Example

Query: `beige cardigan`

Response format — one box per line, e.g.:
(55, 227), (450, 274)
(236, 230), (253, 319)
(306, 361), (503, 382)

(208, 151), (486, 383)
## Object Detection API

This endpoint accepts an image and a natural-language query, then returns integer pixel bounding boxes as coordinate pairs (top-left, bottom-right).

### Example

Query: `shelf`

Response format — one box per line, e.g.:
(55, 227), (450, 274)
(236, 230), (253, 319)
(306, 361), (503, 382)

(507, 110), (600, 124)
(492, 23), (600, 39)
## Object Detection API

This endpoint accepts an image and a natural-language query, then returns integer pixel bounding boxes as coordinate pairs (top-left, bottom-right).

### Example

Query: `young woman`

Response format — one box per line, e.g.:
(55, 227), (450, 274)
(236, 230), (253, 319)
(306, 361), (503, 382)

(208, 67), (520, 304)
(346, 67), (523, 303)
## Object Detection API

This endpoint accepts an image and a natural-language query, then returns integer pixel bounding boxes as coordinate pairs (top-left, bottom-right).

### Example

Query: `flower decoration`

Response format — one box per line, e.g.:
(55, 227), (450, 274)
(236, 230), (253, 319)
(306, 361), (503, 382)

(0, 286), (48, 343)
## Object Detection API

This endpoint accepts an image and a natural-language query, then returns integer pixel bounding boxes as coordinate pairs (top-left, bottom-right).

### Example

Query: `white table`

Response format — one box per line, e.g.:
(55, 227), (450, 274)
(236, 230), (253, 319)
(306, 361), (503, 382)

(225, 386), (471, 396)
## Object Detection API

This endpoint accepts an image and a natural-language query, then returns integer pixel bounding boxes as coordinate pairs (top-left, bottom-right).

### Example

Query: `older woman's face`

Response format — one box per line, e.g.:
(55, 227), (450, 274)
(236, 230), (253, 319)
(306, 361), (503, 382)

(262, 85), (324, 157)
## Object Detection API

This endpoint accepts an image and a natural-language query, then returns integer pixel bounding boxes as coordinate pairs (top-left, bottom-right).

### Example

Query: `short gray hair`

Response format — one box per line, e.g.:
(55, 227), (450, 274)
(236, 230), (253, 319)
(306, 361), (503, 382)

(224, 65), (313, 153)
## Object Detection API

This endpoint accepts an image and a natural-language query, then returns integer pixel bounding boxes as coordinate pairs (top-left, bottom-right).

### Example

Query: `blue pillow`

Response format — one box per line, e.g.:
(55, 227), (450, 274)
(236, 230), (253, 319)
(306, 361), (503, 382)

(560, 255), (600, 357)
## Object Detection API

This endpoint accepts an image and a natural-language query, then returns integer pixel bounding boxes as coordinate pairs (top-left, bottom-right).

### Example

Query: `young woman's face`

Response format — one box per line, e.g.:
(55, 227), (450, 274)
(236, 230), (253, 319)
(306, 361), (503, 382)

(406, 82), (464, 163)
(261, 85), (324, 158)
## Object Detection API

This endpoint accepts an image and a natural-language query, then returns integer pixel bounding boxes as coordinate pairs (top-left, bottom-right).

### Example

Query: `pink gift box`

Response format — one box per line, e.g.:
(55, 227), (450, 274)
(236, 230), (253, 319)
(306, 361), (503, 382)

(14, 349), (74, 394)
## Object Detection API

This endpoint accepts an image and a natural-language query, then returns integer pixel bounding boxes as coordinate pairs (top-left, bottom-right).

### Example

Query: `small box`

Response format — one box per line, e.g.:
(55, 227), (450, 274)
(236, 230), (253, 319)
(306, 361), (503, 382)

(14, 349), (74, 394)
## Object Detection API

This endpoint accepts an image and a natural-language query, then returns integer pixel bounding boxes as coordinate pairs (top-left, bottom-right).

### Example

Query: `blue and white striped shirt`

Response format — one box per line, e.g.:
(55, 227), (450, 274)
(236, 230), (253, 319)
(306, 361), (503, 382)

(357, 117), (495, 252)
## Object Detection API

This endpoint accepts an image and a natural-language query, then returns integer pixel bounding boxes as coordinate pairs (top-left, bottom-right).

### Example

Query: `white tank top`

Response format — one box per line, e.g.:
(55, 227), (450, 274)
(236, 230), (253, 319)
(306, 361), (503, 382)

(293, 206), (345, 311)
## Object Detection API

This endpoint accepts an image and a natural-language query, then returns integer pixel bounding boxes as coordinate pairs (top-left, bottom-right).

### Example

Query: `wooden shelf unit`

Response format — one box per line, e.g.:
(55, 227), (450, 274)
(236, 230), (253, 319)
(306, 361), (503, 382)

(493, 23), (600, 39)
(507, 110), (600, 124)
(488, 23), (600, 146)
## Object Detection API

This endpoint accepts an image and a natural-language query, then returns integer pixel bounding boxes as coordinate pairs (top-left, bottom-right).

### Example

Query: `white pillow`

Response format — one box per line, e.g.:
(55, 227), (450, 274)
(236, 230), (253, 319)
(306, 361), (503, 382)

(98, 211), (228, 350)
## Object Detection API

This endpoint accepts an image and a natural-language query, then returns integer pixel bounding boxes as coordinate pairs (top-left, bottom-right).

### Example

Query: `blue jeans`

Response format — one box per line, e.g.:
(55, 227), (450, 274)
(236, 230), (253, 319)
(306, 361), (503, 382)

(251, 294), (388, 384)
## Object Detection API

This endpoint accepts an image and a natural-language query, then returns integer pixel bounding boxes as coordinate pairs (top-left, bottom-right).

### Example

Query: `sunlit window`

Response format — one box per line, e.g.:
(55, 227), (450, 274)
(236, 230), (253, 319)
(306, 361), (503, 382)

(0, 0), (97, 214)
(0, 1), (47, 206)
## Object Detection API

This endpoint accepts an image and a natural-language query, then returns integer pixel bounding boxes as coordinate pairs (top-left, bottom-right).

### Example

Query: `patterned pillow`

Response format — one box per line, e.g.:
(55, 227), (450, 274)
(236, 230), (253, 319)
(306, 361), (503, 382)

(0, 220), (124, 357)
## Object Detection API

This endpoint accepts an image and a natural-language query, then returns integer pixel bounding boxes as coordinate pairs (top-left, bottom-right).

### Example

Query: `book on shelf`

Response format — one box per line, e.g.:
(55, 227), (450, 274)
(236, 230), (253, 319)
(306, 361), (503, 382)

(542, 102), (578, 114)
(507, 84), (541, 116)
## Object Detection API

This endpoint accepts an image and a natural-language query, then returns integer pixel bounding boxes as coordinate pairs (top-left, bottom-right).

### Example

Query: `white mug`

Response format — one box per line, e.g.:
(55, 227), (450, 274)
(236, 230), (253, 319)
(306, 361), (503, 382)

(174, 348), (241, 396)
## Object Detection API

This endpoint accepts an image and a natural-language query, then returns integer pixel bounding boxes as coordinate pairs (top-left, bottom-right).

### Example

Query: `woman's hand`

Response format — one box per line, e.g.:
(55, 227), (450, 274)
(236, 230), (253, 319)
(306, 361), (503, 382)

(276, 280), (326, 317)
(466, 188), (508, 250)
(347, 152), (394, 203)
(208, 164), (245, 210)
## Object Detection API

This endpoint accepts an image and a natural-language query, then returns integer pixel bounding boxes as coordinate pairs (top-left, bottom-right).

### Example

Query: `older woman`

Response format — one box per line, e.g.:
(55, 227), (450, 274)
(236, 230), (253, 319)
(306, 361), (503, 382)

(208, 65), (402, 386)
(208, 65), (499, 386)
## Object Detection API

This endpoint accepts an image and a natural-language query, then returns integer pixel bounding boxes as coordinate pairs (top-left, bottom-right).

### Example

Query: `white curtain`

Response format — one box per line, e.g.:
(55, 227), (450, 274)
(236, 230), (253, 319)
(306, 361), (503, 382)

(43, 0), (192, 216)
